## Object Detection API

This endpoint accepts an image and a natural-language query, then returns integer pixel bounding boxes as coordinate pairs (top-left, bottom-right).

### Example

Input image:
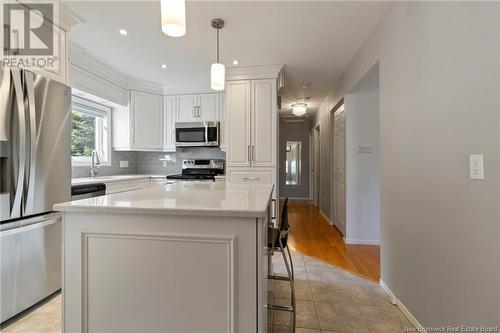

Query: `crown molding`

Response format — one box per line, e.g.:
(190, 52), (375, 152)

(59, 3), (86, 31)
(69, 42), (128, 88)
(227, 64), (284, 81)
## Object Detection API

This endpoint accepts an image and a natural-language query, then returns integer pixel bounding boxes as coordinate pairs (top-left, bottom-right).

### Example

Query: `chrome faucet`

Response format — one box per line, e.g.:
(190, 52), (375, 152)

(90, 150), (100, 177)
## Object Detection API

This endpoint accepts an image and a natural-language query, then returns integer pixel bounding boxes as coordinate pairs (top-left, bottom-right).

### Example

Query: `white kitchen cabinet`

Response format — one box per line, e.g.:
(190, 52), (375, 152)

(226, 81), (251, 167)
(176, 94), (220, 122)
(225, 65), (283, 204)
(131, 91), (164, 150)
(113, 91), (164, 151)
(105, 179), (151, 195)
(252, 79), (277, 167)
(198, 94), (219, 121)
(10, 16), (68, 84)
(226, 79), (277, 168)
(219, 93), (227, 151)
(176, 94), (197, 122)
(163, 96), (176, 151)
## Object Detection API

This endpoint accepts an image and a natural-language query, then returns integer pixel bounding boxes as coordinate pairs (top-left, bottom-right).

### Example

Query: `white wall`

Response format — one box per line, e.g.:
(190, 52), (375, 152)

(314, 1), (499, 327)
(344, 72), (380, 244)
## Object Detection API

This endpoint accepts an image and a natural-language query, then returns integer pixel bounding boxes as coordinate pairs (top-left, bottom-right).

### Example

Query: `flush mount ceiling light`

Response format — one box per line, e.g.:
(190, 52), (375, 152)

(117, 28), (129, 36)
(161, 0), (186, 37)
(161, 64), (168, 69)
(210, 18), (225, 91)
(232, 59), (239, 65)
(292, 103), (307, 117)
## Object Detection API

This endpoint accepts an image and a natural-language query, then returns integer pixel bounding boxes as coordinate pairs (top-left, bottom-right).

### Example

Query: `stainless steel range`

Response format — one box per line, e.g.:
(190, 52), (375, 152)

(167, 159), (224, 181)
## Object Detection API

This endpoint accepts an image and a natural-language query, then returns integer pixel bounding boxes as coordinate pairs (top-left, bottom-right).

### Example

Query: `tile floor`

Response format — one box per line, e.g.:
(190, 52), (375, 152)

(0, 293), (61, 333)
(0, 251), (413, 333)
(267, 250), (414, 333)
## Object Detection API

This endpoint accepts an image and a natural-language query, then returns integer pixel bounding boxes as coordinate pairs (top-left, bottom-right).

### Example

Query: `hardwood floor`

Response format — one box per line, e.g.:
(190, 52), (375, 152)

(285, 200), (381, 282)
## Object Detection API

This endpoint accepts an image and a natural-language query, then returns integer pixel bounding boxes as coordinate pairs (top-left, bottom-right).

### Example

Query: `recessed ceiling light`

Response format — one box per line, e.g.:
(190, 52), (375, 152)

(232, 59), (239, 65)
(161, 64), (168, 69)
(117, 28), (129, 36)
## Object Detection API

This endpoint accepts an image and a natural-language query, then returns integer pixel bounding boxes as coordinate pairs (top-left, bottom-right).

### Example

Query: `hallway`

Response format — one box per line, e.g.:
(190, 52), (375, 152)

(286, 200), (380, 282)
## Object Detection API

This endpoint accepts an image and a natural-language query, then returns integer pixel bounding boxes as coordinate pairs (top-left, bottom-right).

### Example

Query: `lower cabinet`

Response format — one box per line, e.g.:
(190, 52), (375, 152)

(105, 179), (151, 195)
(226, 167), (278, 202)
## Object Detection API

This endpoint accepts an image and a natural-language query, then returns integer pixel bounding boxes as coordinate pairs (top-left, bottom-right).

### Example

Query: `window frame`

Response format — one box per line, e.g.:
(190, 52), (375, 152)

(71, 96), (112, 167)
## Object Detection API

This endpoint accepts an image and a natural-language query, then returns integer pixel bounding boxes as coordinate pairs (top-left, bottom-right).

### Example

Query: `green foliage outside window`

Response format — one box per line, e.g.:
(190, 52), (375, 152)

(71, 110), (96, 157)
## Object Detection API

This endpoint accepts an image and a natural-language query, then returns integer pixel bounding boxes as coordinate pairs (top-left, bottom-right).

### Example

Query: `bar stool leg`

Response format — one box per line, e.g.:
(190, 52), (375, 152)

(279, 238), (296, 333)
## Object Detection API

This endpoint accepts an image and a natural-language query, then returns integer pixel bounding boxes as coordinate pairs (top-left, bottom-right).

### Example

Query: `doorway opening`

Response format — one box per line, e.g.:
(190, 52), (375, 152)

(332, 63), (381, 246)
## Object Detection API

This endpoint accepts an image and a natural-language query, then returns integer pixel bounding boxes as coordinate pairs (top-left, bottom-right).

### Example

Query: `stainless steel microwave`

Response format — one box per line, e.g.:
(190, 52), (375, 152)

(175, 122), (220, 147)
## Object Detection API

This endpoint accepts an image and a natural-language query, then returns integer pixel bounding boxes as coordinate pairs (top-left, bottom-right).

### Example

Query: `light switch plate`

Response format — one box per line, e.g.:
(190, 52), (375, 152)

(119, 160), (129, 168)
(469, 154), (484, 180)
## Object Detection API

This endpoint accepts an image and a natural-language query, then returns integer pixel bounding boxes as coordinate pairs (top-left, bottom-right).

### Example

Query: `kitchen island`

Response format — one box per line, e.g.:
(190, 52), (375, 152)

(54, 181), (274, 333)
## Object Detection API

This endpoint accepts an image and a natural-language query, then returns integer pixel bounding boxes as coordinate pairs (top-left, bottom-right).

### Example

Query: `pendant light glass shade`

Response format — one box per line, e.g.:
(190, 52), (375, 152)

(211, 63), (225, 91)
(292, 103), (307, 116)
(161, 0), (186, 37)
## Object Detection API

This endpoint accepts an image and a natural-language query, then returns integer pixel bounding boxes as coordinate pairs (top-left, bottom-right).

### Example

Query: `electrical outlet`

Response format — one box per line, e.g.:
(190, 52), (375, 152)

(469, 154), (484, 180)
(119, 161), (129, 168)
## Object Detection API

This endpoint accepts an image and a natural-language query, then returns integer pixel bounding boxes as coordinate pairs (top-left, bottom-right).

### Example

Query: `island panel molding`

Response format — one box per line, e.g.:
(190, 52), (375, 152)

(80, 231), (236, 333)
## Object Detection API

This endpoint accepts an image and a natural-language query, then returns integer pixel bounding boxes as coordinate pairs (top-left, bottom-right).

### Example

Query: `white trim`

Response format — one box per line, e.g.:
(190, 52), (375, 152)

(344, 238), (380, 245)
(379, 280), (427, 333)
(319, 210), (333, 225)
(227, 65), (284, 81)
(71, 96), (112, 166)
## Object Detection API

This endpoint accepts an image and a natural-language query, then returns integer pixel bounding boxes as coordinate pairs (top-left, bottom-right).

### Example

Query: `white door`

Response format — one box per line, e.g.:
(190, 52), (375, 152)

(251, 79), (277, 167)
(131, 91), (164, 150)
(176, 94), (197, 122)
(163, 96), (176, 151)
(198, 94), (219, 121)
(313, 127), (320, 206)
(219, 93), (227, 151)
(333, 105), (346, 235)
(226, 81), (251, 167)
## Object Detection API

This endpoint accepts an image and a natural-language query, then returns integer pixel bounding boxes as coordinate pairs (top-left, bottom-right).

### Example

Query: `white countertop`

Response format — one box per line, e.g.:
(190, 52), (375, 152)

(55, 181), (273, 218)
(71, 175), (166, 186)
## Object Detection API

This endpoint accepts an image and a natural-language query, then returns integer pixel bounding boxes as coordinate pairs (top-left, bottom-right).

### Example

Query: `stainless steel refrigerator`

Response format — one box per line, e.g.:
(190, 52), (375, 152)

(0, 68), (71, 323)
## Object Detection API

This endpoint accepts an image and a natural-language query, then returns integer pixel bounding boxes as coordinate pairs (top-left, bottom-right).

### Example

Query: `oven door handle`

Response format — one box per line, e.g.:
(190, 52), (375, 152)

(204, 123), (208, 143)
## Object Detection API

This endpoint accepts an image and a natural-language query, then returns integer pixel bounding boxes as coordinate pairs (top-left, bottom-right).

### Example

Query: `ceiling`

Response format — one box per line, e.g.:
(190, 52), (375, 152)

(64, 1), (388, 117)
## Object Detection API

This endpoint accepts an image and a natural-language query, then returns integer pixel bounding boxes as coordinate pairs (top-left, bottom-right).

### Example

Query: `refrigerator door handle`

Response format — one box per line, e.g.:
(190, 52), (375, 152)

(24, 71), (37, 215)
(10, 70), (26, 219)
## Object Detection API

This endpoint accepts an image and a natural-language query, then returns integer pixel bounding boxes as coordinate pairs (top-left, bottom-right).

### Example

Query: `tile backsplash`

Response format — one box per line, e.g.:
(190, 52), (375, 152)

(71, 151), (138, 178)
(71, 148), (226, 178)
(138, 148), (226, 175)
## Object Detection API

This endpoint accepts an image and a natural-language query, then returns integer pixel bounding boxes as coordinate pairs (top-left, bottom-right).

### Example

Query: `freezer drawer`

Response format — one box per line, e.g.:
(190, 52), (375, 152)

(0, 215), (61, 322)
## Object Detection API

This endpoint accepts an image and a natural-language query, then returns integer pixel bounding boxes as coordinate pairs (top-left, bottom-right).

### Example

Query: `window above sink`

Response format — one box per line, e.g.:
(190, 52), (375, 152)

(71, 95), (111, 166)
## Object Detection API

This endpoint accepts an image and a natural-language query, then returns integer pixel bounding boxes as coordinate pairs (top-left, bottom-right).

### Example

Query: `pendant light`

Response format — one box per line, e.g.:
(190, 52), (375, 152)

(161, 0), (186, 37)
(210, 18), (225, 91)
(292, 103), (307, 116)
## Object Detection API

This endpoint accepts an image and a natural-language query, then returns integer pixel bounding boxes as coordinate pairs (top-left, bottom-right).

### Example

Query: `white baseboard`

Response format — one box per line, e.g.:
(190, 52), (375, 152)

(319, 210), (333, 225)
(379, 280), (427, 333)
(344, 238), (381, 245)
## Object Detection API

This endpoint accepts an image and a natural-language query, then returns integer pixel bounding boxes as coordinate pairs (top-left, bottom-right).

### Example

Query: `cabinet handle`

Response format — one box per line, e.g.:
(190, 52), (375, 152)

(271, 199), (277, 220)
(248, 145), (251, 162)
(197, 105), (201, 118)
(243, 177), (260, 181)
(252, 145), (256, 162)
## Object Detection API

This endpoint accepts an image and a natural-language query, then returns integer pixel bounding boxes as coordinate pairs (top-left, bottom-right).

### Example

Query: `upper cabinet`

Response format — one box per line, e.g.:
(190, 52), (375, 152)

(176, 93), (219, 122)
(114, 91), (225, 152)
(226, 81), (251, 167)
(113, 91), (164, 151)
(163, 96), (176, 152)
(226, 79), (277, 168)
